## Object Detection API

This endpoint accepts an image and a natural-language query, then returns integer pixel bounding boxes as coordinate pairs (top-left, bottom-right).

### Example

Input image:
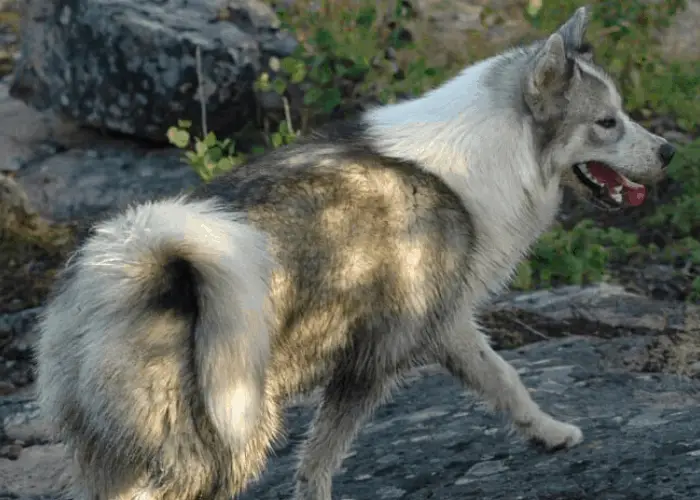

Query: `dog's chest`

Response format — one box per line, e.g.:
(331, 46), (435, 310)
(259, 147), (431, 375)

(469, 182), (561, 298)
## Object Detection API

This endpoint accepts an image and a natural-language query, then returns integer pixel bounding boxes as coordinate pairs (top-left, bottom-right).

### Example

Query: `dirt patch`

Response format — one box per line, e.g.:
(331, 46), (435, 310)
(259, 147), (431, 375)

(0, 175), (77, 314)
(624, 332), (700, 377)
(481, 308), (660, 351)
(0, 3), (18, 79)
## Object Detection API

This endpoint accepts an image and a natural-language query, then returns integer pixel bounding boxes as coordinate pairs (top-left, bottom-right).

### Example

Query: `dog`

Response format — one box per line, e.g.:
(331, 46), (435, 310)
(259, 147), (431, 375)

(36, 6), (675, 500)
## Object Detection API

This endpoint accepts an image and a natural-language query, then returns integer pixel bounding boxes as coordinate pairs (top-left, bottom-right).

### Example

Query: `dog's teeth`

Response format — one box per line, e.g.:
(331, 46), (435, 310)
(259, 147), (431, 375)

(578, 164), (604, 187)
(613, 185), (623, 194)
(611, 191), (623, 203)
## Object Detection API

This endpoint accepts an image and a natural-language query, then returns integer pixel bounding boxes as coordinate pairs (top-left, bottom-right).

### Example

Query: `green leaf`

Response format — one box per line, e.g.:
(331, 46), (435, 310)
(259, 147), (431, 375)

(272, 78), (288, 95)
(184, 151), (199, 163)
(512, 262), (533, 290)
(167, 127), (190, 149)
(268, 56), (281, 72)
(255, 72), (271, 92)
(216, 157), (234, 173)
(278, 120), (291, 136)
(203, 132), (218, 148)
(195, 140), (208, 157)
(290, 63), (307, 84)
(207, 146), (223, 162)
(280, 56), (299, 75)
(320, 88), (342, 113)
(303, 87), (324, 106)
(271, 132), (283, 149)
(313, 28), (335, 51)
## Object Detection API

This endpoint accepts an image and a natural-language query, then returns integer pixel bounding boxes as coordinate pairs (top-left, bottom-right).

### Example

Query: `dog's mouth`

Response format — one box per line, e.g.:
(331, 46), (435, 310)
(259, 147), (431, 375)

(572, 161), (647, 208)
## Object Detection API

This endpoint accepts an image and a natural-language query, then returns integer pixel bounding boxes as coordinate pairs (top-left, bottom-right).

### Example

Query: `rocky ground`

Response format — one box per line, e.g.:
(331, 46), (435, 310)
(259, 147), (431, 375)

(2, 286), (700, 499)
(0, 0), (699, 498)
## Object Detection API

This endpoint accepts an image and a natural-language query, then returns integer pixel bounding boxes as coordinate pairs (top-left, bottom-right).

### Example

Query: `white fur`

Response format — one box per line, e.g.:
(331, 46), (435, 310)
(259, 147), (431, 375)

(39, 197), (274, 451)
(366, 54), (561, 302)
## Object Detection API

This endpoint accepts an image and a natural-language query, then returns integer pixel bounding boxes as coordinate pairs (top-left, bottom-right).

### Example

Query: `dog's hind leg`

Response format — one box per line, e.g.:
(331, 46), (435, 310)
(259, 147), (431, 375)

(436, 310), (583, 451)
(293, 367), (395, 500)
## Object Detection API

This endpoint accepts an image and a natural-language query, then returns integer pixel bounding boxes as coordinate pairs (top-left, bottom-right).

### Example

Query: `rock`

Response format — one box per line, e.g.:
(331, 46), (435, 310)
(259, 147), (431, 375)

(0, 81), (101, 174)
(10, 0), (298, 143)
(0, 309), (42, 392)
(0, 383), (15, 397)
(489, 284), (700, 377)
(3, 400), (51, 444)
(234, 336), (700, 499)
(0, 444), (69, 497)
(0, 80), (200, 223)
(0, 443), (22, 460)
(2, 285), (700, 498)
(490, 283), (693, 332)
(8, 336), (697, 499)
(15, 145), (202, 222)
(0, 1), (17, 12)
(0, 308), (41, 351)
(0, 173), (35, 230)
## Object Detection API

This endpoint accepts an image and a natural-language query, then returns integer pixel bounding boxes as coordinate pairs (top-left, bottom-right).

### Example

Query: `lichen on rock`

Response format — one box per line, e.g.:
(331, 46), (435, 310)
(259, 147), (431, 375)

(10, 0), (298, 142)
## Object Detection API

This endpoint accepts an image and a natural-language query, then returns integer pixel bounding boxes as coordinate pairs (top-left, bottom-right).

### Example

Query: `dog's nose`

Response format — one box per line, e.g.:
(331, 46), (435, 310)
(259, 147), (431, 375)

(658, 142), (676, 167)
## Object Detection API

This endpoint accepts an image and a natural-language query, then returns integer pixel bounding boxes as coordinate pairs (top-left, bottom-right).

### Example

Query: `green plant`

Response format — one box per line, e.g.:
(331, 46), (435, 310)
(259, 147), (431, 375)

(645, 139), (700, 237)
(166, 120), (246, 182)
(514, 220), (642, 290)
(254, 67), (303, 147)
(254, 0), (450, 136)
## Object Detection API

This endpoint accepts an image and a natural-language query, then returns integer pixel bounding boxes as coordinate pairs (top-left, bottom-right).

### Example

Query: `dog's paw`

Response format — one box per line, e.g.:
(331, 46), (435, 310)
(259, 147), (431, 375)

(524, 416), (583, 452)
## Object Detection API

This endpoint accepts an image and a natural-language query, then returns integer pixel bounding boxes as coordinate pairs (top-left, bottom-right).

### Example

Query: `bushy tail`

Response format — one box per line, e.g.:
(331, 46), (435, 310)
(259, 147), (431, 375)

(46, 196), (274, 451)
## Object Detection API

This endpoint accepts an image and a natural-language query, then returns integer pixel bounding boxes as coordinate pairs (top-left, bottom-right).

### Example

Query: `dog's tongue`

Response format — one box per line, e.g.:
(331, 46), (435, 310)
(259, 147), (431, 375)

(587, 162), (647, 206)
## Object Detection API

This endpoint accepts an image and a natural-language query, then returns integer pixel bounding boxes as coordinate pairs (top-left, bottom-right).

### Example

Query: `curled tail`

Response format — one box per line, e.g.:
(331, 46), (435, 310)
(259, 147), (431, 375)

(38, 196), (274, 455)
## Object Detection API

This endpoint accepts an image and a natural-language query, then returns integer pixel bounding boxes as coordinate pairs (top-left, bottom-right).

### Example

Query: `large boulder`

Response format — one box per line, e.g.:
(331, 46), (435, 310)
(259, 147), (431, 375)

(9, 0), (297, 142)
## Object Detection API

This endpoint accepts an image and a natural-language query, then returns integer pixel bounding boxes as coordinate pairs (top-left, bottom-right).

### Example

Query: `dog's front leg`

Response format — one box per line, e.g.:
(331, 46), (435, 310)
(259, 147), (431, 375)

(293, 367), (395, 500)
(435, 310), (583, 450)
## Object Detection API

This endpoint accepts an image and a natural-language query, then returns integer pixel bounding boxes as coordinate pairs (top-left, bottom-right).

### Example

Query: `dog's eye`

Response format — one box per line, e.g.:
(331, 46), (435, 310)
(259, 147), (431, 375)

(595, 118), (617, 129)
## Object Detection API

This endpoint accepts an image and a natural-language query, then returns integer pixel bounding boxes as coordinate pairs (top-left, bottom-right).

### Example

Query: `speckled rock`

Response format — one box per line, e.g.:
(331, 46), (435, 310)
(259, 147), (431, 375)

(236, 336), (700, 500)
(3, 336), (699, 499)
(1, 284), (699, 497)
(15, 145), (202, 222)
(9, 0), (298, 142)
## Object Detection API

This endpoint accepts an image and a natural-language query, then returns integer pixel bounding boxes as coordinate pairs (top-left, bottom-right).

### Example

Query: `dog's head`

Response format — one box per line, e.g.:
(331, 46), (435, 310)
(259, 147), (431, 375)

(524, 6), (675, 210)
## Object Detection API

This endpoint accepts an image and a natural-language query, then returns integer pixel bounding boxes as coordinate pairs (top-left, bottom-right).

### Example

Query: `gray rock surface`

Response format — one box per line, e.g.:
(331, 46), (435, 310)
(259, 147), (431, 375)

(491, 283), (695, 333)
(16, 146), (202, 222)
(1, 335), (699, 499)
(237, 336), (700, 500)
(0, 79), (202, 222)
(10, 0), (297, 142)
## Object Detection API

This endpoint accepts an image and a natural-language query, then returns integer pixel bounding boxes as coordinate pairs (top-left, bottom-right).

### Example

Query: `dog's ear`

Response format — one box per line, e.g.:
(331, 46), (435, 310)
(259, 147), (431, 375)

(524, 33), (570, 122)
(527, 33), (568, 96)
(557, 6), (589, 51)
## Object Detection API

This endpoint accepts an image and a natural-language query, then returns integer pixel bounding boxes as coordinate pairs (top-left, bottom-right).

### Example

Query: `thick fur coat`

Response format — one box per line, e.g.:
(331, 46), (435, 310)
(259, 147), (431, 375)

(36, 7), (674, 500)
